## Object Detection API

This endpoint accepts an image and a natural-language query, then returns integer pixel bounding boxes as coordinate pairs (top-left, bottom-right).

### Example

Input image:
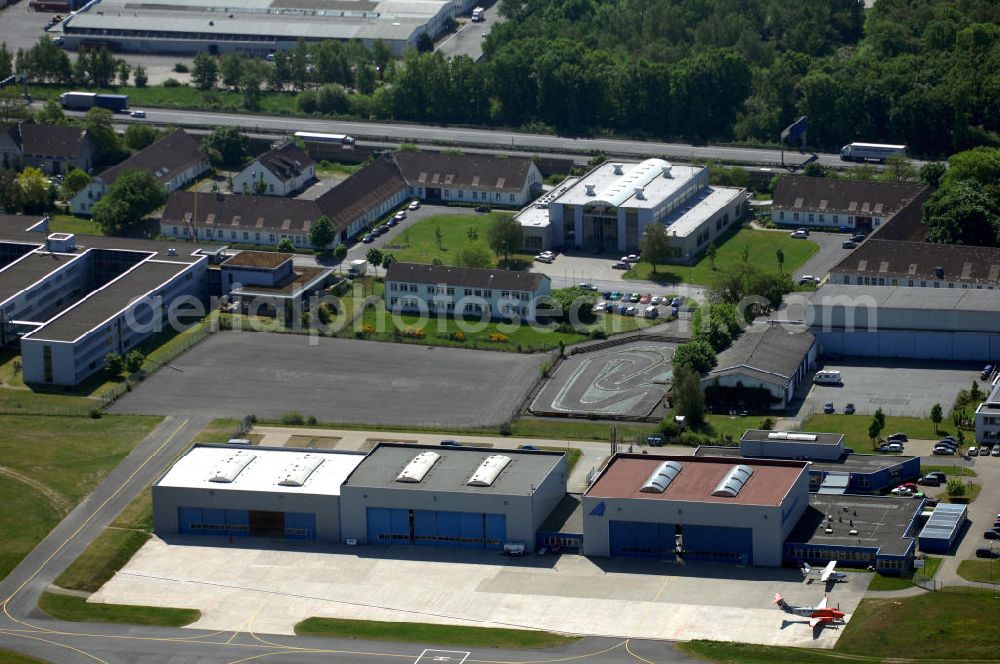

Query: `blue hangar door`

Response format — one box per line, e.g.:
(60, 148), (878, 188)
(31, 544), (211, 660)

(367, 508), (506, 550)
(609, 521), (676, 559)
(681, 525), (752, 564)
(177, 507), (315, 540)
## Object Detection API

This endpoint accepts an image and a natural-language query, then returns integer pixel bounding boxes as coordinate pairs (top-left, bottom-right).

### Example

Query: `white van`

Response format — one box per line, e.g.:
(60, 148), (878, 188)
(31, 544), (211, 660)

(642, 305), (659, 319)
(813, 370), (843, 385)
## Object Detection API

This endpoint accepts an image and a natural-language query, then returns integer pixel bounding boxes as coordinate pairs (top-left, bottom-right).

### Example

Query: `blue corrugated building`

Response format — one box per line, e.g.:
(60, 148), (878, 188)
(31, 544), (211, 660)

(917, 503), (967, 553)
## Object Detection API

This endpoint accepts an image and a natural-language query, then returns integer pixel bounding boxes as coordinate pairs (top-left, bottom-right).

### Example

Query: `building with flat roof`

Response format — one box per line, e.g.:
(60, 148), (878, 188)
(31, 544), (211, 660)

(153, 444), (366, 541)
(974, 376), (1000, 446)
(702, 322), (817, 411)
(740, 429), (845, 462)
(71, 129), (209, 215)
(582, 454), (810, 565)
(804, 285), (1000, 361)
(385, 262), (551, 322)
(61, 0), (456, 57)
(830, 239), (1000, 290)
(771, 176), (928, 233)
(340, 443), (567, 552)
(784, 494), (924, 574)
(220, 251), (331, 318)
(515, 159), (746, 260)
(917, 503), (967, 554)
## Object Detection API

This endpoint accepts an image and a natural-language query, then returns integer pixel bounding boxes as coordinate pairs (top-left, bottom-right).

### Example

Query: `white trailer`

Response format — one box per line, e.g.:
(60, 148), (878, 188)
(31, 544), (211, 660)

(839, 143), (906, 163)
(347, 259), (367, 277)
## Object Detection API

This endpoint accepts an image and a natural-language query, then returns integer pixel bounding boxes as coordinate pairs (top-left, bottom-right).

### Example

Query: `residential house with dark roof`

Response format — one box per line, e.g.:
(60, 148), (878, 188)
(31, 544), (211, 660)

(18, 120), (96, 175)
(71, 129), (209, 215)
(771, 176), (928, 233)
(232, 142), (315, 197)
(394, 151), (542, 207)
(701, 322), (817, 411)
(830, 239), (1000, 290)
(385, 261), (551, 322)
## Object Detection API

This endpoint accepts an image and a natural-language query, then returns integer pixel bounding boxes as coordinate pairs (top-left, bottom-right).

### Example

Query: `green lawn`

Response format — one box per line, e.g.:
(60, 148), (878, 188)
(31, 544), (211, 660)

(947, 482), (981, 503)
(295, 617), (579, 649)
(55, 489), (153, 593)
(38, 592), (200, 627)
(533, 446), (582, 474)
(194, 418), (243, 443)
(683, 588), (1000, 662)
(921, 464), (977, 477)
(0, 650), (48, 664)
(384, 212), (514, 267)
(315, 160), (362, 176)
(30, 84), (299, 116)
(623, 228), (819, 286)
(802, 414), (951, 450)
(957, 559), (999, 584)
(0, 414), (160, 581)
(48, 214), (104, 236)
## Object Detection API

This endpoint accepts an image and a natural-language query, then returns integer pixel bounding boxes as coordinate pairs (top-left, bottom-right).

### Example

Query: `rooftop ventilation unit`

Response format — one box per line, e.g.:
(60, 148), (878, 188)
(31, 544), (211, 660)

(467, 454), (512, 487)
(208, 450), (256, 483)
(766, 432), (818, 442)
(634, 187), (645, 200)
(45, 232), (75, 252)
(277, 453), (324, 487)
(612, 163), (624, 174)
(711, 464), (754, 497)
(396, 451), (441, 483)
(639, 460), (683, 493)
(661, 164), (672, 178)
(584, 184), (596, 196)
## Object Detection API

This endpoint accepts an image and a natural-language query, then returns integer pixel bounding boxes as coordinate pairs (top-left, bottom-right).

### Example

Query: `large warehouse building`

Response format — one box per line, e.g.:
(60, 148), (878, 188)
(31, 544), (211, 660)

(582, 455), (810, 566)
(153, 445), (366, 541)
(61, 0), (457, 56)
(805, 285), (1000, 361)
(340, 443), (567, 552)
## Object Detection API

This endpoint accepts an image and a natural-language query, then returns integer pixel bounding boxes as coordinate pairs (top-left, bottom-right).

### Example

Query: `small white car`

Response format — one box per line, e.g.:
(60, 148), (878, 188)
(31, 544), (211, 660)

(130, 110), (146, 118)
(626, 254), (640, 263)
(790, 230), (809, 239)
(650, 296), (661, 305)
(534, 254), (554, 264)
(992, 446), (1000, 457)
(394, 210), (406, 221)
(890, 486), (913, 496)
(408, 199), (420, 210)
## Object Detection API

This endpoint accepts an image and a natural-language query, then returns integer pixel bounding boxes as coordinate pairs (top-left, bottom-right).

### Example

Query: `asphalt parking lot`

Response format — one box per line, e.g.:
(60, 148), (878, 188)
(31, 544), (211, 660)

(110, 333), (547, 426)
(94, 537), (868, 647)
(531, 343), (675, 418)
(803, 359), (978, 418)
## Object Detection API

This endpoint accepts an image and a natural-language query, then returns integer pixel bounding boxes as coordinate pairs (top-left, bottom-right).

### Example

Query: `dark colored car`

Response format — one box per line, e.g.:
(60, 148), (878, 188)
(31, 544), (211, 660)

(362, 234), (375, 243)
(823, 402), (835, 414)
(984, 530), (1000, 540)
(475, 206), (491, 213)
(926, 471), (947, 482)
(844, 403), (856, 415)
(646, 435), (663, 447)
(886, 432), (908, 442)
(917, 476), (940, 487)
(521, 444), (540, 451)
(439, 440), (461, 447)
(976, 548), (999, 558)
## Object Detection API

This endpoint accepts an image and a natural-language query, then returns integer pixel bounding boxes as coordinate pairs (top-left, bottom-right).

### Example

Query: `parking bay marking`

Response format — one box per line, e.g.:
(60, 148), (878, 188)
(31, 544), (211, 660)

(415, 649), (470, 664)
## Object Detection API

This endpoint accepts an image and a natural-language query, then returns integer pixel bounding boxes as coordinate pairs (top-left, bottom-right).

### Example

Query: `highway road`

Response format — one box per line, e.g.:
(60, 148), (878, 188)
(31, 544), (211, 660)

(0, 415), (696, 663)
(97, 106), (872, 169)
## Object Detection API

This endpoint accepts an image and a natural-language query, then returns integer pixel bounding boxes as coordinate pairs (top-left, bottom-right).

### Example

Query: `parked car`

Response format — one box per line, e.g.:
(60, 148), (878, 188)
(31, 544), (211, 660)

(967, 446), (979, 457)
(362, 234), (375, 243)
(626, 254), (640, 263)
(932, 446), (955, 455)
(394, 210), (407, 221)
(577, 282), (598, 291)
(790, 230), (809, 239)
(937, 440), (958, 449)
(386, 218), (398, 228)
(975, 548), (999, 558)
(851, 233), (867, 242)
(609, 291), (623, 300)
(881, 443), (904, 453)
(408, 199), (421, 210)
(629, 292), (641, 303)
(612, 261), (629, 270)
(842, 239), (857, 249)
(917, 476), (940, 486)
(798, 275), (821, 285)
(130, 109), (146, 118)
(521, 444), (540, 451)
(980, 445), (991, 456)
(926, 471), (947, 482)
(823, 402), (835, 414)
(439, 440), (461, 447)
(534, 254), (554, 263)
(593, 302), (608, 313)
(984, 530), (1000, 540)
(650, 296), (662, 305)
(671, 296), (685, 307)
(475, 205), (491, 213)
(890, 486), (913, 496)
(646, 435), (663, 447)
(844, 403), (856, 415)
(980, 364), (993, 380)
(993, 446), (1000, 457)
(639, 294), (651, 304)
(887, 432), (908, 442)
(624, 306), (638, 316)
(796, 227), (810, 236)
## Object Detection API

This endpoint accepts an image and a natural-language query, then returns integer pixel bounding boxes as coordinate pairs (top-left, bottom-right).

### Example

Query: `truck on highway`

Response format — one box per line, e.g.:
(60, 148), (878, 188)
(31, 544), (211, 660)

(346, 259), (367, 278)
(294, 131), (355, 146)
(59, 92), (130, 112)
(471, 6), (485, 21)
(839, 142), (906, 163)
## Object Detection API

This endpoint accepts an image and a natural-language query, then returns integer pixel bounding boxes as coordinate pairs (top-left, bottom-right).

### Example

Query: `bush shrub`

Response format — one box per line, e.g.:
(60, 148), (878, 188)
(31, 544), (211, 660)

(402, 327), (426, 339)
(173, 62), (189, 73)
(590, 328), (607, 339)
(282, 412), (305, 425)
(163, 78), (182, 87)
(306, 415), (317, 426)
(449, 331), (466, 342)
(361, 323), (376, 336)
(487, 333), (509, 343)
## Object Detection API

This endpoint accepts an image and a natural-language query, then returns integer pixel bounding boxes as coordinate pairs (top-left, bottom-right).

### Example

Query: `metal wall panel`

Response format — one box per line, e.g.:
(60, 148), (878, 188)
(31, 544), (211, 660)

(284, 512), (316, 540)
(609, 520), (675, 558)
(485, 513), (506, 550)
(682, 524), (752, 564)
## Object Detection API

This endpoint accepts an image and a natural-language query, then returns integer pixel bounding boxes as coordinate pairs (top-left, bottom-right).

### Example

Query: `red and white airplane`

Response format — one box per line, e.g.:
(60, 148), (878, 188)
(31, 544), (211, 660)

(773, 593), (846, 628)
(801, 561), (848, 583)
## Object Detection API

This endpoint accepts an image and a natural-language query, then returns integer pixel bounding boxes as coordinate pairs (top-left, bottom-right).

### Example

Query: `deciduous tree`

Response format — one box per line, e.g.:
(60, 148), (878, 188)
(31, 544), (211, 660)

(310, 215), (335, 252)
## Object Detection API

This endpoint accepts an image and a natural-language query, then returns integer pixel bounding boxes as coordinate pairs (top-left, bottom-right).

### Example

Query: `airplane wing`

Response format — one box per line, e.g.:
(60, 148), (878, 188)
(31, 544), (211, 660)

(809, 617), (821, 628)
(816, 595), (829, 610)
(821, 561), (837, 582)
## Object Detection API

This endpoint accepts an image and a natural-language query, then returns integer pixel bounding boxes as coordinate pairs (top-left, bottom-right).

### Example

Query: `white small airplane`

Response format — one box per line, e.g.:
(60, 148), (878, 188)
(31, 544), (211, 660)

(773, 592), (846, 628)
(801, 561), (848, 584)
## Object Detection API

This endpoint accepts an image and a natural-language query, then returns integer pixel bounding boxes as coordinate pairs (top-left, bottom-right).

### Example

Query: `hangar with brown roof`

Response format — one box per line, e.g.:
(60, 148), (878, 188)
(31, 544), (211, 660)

(582, 454), (810, 565)
(830, 239), (1000, 289)
(771, 176), (929, 233)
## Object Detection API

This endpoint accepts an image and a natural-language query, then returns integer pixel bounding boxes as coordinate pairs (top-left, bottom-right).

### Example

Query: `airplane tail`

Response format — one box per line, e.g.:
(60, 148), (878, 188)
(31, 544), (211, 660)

(801, 563), (811, 577)
(773, 593), (791, 612)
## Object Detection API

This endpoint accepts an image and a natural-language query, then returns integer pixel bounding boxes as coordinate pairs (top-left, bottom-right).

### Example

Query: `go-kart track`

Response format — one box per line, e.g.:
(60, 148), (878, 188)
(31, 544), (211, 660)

(531, 343), (675, 418)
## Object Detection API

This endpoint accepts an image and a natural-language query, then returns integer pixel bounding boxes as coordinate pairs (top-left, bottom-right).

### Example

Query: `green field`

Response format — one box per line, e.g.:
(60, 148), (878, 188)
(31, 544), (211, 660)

(957, 559), (999, 584)
(683, 588), (1000, 663)
(802, 414), (951, 450)
(623, 228), (819, 286)
(55, 490), (154, 593)
(384, 212), (519, 267)
(48, 214), (104, 236)
(0, 414), (160, 581)
(295, 617), (579, 649)
(921, 464), (977, 477)
(30, 84), (299, 116)
(0, 649), (48, 664)
(38, 592), (200, 627)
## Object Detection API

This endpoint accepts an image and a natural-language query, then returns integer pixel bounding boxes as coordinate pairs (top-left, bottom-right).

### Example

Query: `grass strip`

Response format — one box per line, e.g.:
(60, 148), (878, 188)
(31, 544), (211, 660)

(295, 617), (578, 649)
(38, 592), (200, 627)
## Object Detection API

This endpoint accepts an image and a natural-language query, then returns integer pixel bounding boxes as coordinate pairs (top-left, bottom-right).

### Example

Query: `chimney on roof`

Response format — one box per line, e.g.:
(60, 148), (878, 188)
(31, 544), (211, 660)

(934, 266), (944, 279)
(662, 164), (672, 178)
(634, 187), (645, 200)
(584, 183), (596, 196)
(612, 163), (623, 175)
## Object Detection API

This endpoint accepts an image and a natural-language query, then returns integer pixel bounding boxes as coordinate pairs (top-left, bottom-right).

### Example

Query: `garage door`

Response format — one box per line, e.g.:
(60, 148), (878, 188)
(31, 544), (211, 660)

(369, 508), (506, 550)
(609, 520), (675, 559)
(682, 525), (752, 564)
(177, 507), (249, 537)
